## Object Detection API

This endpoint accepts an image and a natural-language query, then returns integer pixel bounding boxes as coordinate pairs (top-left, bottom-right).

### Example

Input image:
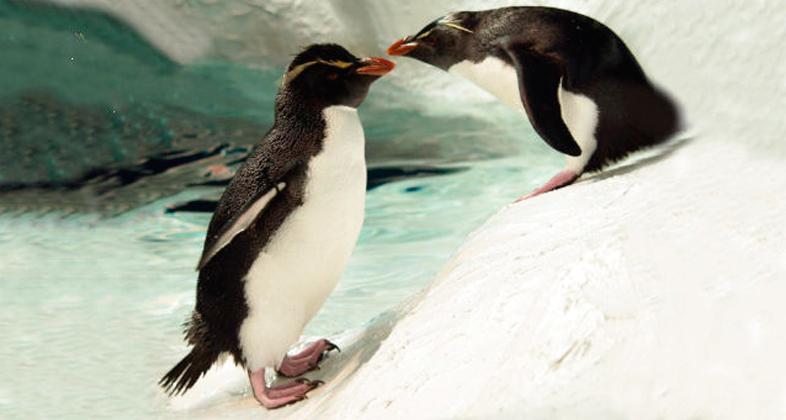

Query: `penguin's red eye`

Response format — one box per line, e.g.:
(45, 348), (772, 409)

(424, 37), (438, 47)
(327, 73), (339, 80)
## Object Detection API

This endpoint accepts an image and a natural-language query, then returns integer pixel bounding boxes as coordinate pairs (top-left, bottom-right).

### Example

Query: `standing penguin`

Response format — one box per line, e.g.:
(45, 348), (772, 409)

(159, 44), (395, 409)
(388, 7), (680, 199)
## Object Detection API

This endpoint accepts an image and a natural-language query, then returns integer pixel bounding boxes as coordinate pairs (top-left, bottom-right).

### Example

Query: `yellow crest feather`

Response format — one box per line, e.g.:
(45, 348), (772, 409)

(441, 22), (474, 34)
(283, 60), (353, 85)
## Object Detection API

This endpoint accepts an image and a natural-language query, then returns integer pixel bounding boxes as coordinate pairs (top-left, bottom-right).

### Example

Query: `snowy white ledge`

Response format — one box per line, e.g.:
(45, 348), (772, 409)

(177, 139), (786, 419)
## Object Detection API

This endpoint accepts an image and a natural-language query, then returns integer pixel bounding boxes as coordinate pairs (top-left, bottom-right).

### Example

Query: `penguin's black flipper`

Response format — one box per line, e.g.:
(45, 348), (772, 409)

(196, 138), (305, 271)
(196, 181), (286, 270)
(503, 45), (582, 156)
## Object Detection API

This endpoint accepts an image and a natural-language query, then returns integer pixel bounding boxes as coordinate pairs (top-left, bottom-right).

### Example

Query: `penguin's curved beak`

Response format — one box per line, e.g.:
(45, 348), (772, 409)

(387, 37), (418, 56)
(355, 57), (396, 76)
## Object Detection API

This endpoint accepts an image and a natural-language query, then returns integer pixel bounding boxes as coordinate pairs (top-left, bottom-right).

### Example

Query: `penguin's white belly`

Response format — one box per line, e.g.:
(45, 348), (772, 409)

(239, 105), (366, 371)
(557, 85), (598, 173)
(449, 57), (598, 172)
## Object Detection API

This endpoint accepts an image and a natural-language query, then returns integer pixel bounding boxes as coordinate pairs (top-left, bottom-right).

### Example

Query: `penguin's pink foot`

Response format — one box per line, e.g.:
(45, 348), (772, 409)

(516, 170), (579, 202)
(277, 338), (340, 377)
(249, 368), (321, 409)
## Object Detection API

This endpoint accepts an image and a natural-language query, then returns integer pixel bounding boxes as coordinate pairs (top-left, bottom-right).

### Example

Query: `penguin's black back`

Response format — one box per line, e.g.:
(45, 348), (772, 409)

(473, 7), (646, 86)
(475, 7), (680, 169)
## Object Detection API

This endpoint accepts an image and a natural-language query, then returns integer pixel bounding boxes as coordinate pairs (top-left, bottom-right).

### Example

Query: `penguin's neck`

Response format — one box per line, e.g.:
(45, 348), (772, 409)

(273, 89), (331, 128)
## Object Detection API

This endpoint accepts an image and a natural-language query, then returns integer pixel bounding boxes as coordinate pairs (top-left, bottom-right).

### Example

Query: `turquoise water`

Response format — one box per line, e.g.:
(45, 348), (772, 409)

(0, 2), (562, 418)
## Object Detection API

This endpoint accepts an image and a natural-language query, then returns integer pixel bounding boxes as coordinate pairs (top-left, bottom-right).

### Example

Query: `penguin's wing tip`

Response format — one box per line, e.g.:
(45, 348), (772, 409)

(564, 142), (583, 157)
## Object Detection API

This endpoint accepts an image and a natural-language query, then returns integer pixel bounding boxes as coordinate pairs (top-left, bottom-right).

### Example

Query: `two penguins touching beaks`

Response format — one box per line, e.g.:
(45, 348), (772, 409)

(160, 6), (679, 409)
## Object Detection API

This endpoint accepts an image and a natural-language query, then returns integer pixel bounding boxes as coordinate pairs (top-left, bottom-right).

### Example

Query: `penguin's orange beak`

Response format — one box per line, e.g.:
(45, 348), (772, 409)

(355, 57), (396, 76)
(387, 37), (418, 56)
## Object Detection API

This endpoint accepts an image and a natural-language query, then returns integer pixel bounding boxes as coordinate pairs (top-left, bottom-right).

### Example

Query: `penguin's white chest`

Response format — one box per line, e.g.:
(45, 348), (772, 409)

(239, 105), (366, 371)
(449, 57), (524, 110)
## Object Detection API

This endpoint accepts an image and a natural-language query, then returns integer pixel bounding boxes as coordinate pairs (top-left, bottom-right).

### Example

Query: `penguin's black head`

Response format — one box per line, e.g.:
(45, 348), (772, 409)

(387, 12), (478, 70)
(281, 44), (395, 109)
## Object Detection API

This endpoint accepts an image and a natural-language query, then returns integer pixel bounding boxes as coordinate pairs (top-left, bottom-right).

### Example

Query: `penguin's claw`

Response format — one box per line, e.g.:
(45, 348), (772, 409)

(325, 339), (341, 352)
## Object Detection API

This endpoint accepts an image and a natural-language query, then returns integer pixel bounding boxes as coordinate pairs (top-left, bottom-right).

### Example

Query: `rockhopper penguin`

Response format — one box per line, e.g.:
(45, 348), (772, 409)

(388, 7), (680, 200)
(159, 44), (395, 409)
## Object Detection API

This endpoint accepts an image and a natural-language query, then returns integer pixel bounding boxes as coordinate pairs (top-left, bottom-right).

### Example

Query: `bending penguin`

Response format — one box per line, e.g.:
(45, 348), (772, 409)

(388, 7), (680, 200)
(159, 44), (395, 409)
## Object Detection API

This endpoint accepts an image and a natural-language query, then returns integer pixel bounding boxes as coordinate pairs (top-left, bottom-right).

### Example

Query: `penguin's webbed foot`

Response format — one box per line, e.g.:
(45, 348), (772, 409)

(516, 170), (578, 202)
(249, 368), (321, 409)
(277, 338), (340, 378)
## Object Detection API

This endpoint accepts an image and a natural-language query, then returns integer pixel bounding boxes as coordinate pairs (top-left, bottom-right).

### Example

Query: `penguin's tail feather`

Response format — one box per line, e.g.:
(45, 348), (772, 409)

(160, 312), (221, 396)
(159, 344), (220, 396)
